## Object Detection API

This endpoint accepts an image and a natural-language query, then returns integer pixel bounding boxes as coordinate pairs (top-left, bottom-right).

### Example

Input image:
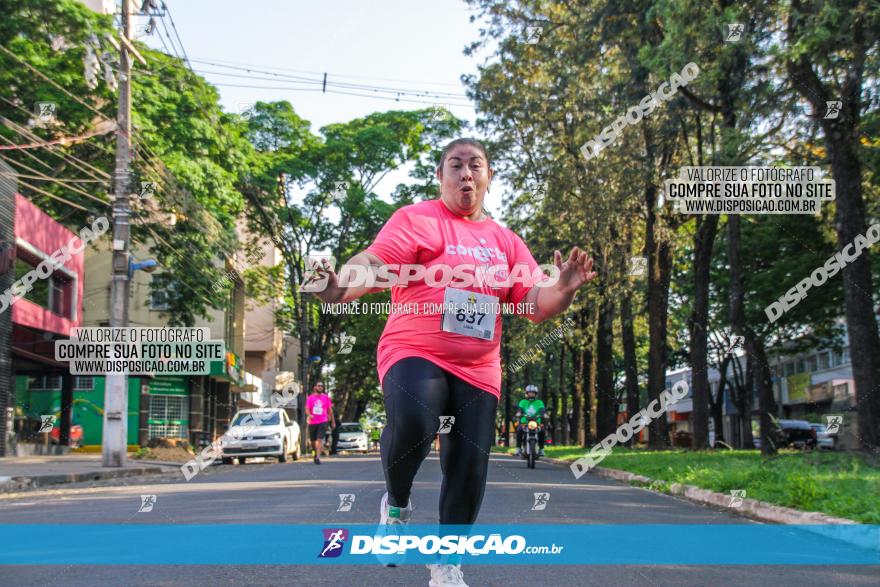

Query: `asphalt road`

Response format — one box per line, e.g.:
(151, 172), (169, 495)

(0, 453), (876, 586)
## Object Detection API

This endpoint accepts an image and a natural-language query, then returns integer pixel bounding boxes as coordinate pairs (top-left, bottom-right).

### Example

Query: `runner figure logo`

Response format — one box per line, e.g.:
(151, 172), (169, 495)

(138, 181), (155, 200)
(728, 490), (746, 508)
(300, 255), (337, 293)
(629, 257), (647, 277)
(331, 181), (348, 202)
(524, 26), (542, 44)
(138, 495), (156, 513)
(724, 23), (744, 42)
(825, 415), (842, 435)
(428, 104), (448, 122)
(319, 528), (348, 558)
(35, 102), (56, 125)
(338, 333), (356, 355)
(38, 415), (56, 433)
(437, 416), (455, 434)
(531, 492), (550, 511)
(724, 335), (744, 356)
(238, 102), (253, 120)
(824, 101), (842, 119)
(337, 494), (355, 512)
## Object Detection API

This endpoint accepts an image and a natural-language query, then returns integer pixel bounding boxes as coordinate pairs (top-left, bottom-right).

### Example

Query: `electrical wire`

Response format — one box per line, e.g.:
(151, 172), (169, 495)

(188, 60), (469, 99)
(188, 55), (465, 88)
(0, 156), (111, 207)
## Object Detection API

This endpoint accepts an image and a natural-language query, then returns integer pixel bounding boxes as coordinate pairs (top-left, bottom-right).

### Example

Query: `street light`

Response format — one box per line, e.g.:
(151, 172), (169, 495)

(128, 257), (158, 278)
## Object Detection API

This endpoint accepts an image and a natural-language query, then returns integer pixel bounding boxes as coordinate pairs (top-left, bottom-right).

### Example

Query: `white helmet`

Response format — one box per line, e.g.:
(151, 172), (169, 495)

(525, 384), (538, 394)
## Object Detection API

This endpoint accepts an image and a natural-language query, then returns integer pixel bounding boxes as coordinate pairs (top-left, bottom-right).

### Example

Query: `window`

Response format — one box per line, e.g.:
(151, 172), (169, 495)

(74, 376), (93, 390)
(805, 355), (817, 373)
(148, 395), (189, 439)
(817, 352), (830, 370)
(149, 273), (172, 311)
(28, 375), (62, 390)
(841, 348), (850, 364)
(796, 360), (805, 374)
(13, 255), (74, 319)
(784, 362), (795, 377)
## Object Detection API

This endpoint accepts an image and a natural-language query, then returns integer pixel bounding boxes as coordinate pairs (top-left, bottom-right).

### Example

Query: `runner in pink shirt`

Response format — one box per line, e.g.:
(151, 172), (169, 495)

(304, 138), (596, 586)
(305, 381), (335, 464)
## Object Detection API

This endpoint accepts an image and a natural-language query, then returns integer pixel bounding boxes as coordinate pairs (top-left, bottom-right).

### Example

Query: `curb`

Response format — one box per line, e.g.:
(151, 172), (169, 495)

(0, 466), (167, 493)
(537, 456), (874, 551)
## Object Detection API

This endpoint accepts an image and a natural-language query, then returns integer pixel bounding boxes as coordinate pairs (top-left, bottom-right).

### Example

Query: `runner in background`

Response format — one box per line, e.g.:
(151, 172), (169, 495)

(305, 381), (335, 464)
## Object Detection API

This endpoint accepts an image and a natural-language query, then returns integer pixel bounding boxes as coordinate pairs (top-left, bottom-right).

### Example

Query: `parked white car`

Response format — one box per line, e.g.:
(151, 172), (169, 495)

(336, 422), (369, 453)
(220, 408), (301, 464)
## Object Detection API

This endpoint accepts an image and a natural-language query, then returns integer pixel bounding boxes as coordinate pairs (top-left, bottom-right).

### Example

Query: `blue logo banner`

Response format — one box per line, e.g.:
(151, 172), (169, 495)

(0, 524), (876, 565)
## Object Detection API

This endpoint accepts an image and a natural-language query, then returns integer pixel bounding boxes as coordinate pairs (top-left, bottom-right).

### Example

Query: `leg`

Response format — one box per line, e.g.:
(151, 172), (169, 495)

(439, 377), (498, 525)
(380, 357), (449, 508)
(516, 426), (524, 449)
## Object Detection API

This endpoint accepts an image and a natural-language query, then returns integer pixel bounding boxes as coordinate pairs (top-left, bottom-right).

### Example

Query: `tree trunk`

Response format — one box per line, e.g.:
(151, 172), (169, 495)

(711, 354), (732, 446)
(620, 293), (640, 445)
(788, 0), (880, 454)
(824, 132), (880, 451)
(571, 345), (585, 446)
(646, 216), (673, 449)
(752, 336), (778, 456)
(561, 343), (570, 445)
(689, 214), (719, 449)
(596, 296), (616, 440)
(502, 331), (512, 447)
(585, 344), (595, 446)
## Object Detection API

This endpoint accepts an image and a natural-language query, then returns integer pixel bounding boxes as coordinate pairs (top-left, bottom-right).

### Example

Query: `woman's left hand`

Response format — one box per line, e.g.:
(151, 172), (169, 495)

(553, 247), (597, 294)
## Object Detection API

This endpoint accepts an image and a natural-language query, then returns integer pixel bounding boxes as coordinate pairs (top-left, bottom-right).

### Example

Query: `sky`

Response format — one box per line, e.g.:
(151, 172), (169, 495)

(137, 0), (506, 217)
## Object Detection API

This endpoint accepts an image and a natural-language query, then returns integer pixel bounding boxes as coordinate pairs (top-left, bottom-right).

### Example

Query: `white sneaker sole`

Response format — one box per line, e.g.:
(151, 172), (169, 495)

(377, 492), (410, 567)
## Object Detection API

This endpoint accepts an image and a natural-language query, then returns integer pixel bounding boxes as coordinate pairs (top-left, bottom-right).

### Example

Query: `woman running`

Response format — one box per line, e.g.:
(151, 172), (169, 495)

(305, 138), (596, 586)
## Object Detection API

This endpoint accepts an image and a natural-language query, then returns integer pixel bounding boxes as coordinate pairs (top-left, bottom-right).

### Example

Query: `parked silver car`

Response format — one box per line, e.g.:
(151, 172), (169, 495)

(336, 422), (369, 453)
(809, 423), (836, 449)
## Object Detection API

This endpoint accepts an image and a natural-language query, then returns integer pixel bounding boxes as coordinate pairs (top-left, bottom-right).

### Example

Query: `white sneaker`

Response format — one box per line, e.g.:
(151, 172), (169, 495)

(427, 563), (468, 587)
(376, 492), (412, 567)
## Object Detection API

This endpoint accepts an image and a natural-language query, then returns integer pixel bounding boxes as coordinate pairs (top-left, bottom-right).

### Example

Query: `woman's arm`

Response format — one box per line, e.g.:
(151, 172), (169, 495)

(304, 251), (391, 304)
(523, 247), (596, 323)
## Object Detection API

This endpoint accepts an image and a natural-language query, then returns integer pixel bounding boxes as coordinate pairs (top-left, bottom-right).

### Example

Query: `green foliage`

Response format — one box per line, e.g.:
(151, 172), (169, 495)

(527, 447), (880, 523)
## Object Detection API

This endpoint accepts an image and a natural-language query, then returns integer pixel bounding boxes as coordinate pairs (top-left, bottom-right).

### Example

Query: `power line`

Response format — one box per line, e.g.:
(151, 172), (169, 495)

(208, 81), (472, 107)
(0, 43), (112, 125)
(0, 156), (111, 207)
(0, 98), (112, 182)
(189, 59), (469, 99)
(162, 2), (191, 69)
(0, 124), (115, 150)
(188, 55), (465, 88)
(15, 178), (94, 213)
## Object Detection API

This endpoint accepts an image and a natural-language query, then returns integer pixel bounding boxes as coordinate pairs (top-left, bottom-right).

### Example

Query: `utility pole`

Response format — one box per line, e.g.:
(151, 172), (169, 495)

(103, 0), (133, 467)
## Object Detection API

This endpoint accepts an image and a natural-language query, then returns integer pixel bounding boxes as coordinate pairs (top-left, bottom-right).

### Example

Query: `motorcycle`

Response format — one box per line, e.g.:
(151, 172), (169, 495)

(520, 418), (541, 469)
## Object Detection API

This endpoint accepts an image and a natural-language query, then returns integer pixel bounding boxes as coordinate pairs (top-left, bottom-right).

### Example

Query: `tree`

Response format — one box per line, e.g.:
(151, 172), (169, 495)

(783, 0), (880, 451)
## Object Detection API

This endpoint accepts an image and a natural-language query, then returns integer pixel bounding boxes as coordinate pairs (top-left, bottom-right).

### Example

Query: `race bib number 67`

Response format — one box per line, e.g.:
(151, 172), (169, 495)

(440, 288), (498, 341)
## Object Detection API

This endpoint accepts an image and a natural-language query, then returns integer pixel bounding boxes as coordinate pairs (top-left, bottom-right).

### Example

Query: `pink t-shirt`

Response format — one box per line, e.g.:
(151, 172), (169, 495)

(306, 393), (332, 425)
(366, 199), (545, 398)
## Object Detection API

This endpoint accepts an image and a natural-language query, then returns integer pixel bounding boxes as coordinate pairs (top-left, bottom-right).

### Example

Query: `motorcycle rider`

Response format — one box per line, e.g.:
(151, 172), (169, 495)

(515, 384), (546, 457)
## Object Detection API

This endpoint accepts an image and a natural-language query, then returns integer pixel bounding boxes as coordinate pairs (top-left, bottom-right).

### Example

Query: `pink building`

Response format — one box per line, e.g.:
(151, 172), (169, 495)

(10, 194), (84, 336)
(7, 194), (88, 453)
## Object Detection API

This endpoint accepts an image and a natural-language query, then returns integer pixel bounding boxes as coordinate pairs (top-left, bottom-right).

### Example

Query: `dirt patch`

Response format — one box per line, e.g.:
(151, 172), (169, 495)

(135, 446), (195, 463)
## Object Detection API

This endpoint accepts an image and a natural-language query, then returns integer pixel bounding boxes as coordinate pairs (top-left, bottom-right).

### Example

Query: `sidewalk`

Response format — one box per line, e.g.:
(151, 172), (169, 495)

(0, 454), (177, 492)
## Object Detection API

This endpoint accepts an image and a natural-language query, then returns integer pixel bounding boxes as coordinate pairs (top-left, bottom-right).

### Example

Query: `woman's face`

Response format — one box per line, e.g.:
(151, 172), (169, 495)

(437, 144), (493, 217)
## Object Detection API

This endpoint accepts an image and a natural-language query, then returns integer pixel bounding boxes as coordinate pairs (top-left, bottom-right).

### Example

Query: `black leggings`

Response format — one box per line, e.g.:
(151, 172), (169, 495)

(380, 357), (498, 525)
